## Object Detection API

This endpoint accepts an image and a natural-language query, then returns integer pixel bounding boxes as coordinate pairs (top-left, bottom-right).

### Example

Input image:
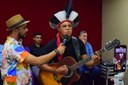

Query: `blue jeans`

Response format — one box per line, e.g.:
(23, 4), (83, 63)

(79, 65), (101, 85)
(31, 66), (40, 85)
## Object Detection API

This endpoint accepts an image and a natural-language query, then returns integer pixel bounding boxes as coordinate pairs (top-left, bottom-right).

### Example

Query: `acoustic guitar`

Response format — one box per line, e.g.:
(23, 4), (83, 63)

(39, 39), (120, 85)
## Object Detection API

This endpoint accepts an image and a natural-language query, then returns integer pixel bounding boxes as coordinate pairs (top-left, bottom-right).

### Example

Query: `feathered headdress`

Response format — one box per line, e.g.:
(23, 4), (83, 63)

(49, 0), (80, 29)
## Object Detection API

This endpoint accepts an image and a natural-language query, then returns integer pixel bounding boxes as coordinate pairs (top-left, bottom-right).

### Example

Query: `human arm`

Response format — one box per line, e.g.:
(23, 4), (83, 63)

(23, 43), (66, 66)
(78, 39), (100, 67)
(40, 64), (68, 75)
(81, 52), (100, 67)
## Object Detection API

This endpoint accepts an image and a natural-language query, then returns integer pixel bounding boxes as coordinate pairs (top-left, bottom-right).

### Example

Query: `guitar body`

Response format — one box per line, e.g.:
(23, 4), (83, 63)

(39, 63), (63, 85)
(39, 39), (120, 85)
(39, 57), (80, 85)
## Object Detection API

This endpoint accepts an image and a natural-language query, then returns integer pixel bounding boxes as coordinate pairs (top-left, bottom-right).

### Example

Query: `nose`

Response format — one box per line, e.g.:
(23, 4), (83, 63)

(39, 38), (42, 40)
(66, 26), (70, 30)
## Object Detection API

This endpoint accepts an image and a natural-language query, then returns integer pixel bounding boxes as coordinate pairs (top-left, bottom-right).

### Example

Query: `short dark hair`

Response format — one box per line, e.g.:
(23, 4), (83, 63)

(79, 30), (87, 36)
(33, 32), (42, 37)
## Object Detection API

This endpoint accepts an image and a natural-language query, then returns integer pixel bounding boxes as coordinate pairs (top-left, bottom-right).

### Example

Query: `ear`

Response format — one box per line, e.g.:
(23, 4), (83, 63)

(79, 36), (81, 39)
(33, 37), (35, 41)
(57, 28), (60, 31)
(13, 29), (18, 33)
(79, 36), (82, 40)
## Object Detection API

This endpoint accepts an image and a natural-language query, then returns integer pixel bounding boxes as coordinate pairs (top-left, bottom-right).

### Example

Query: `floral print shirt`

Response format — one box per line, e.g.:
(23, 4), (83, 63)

(1, 36), (32, 85)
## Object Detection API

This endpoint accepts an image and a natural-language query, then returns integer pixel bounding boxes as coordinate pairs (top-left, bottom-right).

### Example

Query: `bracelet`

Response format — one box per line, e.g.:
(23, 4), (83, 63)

(54, 49), (60, 56)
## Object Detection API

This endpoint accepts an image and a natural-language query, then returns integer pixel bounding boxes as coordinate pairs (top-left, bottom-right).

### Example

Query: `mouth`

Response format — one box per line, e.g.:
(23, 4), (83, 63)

(65, 34), (71, 36)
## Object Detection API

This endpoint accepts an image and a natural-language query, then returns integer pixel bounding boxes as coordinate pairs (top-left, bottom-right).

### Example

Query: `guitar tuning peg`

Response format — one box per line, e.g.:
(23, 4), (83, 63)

(109, 41), (112, 43)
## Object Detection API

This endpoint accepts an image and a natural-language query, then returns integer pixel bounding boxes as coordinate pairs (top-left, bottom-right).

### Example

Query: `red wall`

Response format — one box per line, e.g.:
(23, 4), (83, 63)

(0, 0), (102, 51)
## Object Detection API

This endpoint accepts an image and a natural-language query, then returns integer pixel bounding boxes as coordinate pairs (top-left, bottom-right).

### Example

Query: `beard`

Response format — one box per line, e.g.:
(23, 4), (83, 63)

(18, 32), (27, 40)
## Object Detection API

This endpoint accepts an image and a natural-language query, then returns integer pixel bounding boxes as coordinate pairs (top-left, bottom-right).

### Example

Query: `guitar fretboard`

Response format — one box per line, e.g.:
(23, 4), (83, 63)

(70, 48), (106, 71)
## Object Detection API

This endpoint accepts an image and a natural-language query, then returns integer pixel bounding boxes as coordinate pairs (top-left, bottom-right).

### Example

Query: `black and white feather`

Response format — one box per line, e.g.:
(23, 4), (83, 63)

(49, 0), (80, 29)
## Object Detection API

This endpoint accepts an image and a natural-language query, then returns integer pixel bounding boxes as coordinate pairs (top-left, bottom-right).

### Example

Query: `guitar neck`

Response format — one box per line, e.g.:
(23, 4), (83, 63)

(70, 48), (106, 71)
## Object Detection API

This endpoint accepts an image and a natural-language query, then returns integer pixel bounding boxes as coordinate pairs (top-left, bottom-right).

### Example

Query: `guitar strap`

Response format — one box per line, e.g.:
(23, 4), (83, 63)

(72, 37), (88, 75)
(72, 36), (81, 61)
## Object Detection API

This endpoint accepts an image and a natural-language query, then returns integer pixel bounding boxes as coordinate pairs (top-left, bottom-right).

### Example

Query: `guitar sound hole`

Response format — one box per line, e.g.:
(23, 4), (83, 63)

(65, 69), (73, 77)
(60, 68), (73, 84)
(60, 76), (71, 85)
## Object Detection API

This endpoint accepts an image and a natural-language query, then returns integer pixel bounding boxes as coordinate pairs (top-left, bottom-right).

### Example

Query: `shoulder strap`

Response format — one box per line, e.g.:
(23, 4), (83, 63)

(72, 36), (81, 61)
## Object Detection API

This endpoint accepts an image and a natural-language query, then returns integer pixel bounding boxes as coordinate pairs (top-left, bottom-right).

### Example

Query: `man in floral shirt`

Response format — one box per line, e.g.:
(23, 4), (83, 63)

(1, 14), (68, 85)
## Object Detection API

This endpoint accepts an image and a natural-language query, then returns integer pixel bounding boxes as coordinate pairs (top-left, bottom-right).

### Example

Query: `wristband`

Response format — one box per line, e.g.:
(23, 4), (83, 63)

(54, 49), (60, 56)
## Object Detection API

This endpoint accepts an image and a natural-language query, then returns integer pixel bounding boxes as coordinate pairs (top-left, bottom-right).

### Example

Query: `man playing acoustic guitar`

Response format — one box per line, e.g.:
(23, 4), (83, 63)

(39, 1), (100, 85)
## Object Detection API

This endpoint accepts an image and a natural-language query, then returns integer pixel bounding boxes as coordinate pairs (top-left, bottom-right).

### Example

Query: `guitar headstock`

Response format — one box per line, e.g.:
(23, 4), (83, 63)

(105, 39), (120, 51)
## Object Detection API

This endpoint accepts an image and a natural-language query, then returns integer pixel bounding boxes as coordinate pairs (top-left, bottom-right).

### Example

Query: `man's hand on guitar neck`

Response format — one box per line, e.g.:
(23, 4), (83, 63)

(82, 51), (100, 67)
(54, 65), (68, 75)
(92, 51), (101, 65)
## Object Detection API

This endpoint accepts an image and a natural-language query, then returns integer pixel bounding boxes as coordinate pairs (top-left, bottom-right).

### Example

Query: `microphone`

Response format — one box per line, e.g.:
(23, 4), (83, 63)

(62, 35), (69, 46)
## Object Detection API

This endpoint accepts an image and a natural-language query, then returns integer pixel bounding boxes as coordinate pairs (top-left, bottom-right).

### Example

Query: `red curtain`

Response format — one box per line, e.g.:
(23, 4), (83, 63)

(0, 0), (102, 51)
